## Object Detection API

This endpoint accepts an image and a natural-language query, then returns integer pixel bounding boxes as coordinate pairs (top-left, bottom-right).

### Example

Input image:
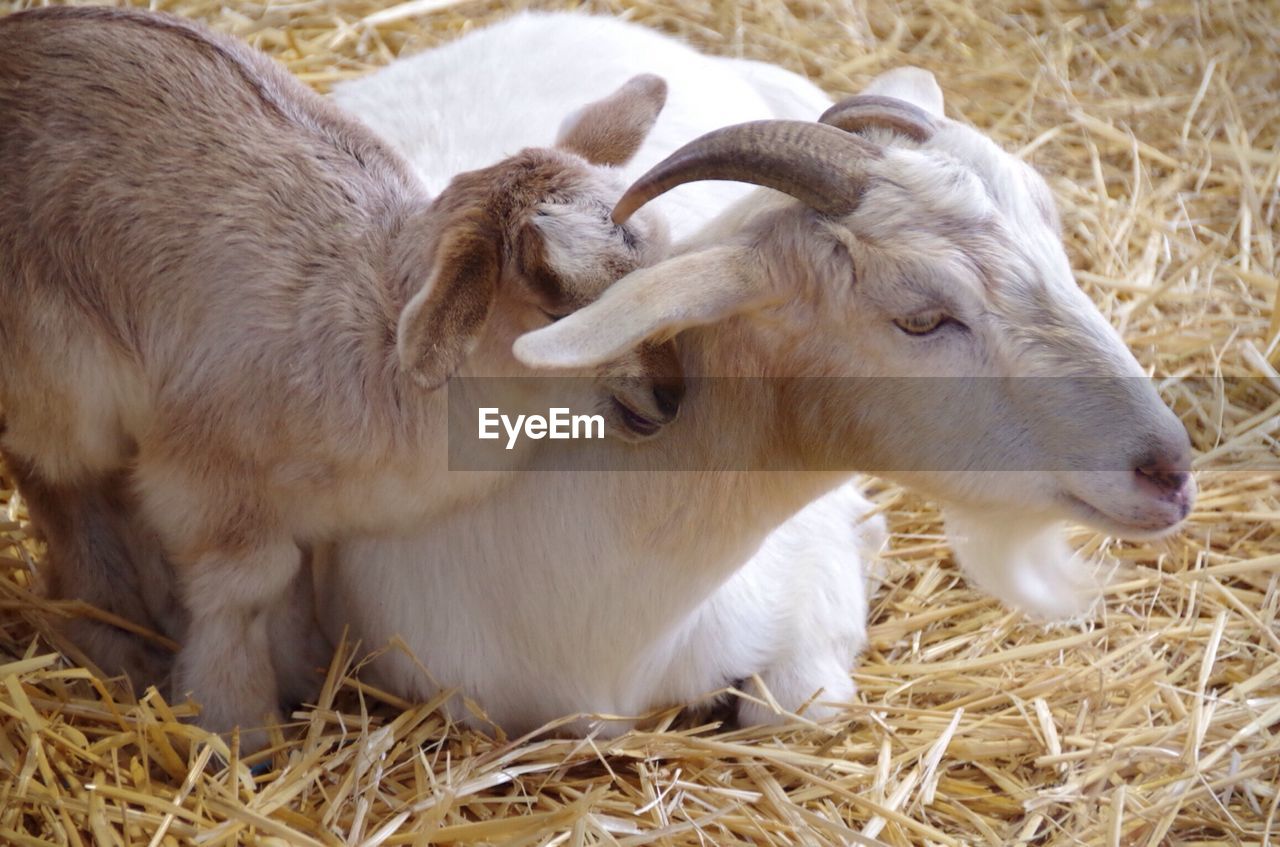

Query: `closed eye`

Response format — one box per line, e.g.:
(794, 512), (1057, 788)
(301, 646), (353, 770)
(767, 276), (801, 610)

(540, 308), (567, 323)
(893, 311), (959, 336)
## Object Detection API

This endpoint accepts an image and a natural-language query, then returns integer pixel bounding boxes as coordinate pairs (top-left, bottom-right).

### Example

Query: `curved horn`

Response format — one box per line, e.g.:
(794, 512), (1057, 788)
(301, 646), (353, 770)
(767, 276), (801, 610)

(819, 94), (937, 143)
(612, 120), (881, 224)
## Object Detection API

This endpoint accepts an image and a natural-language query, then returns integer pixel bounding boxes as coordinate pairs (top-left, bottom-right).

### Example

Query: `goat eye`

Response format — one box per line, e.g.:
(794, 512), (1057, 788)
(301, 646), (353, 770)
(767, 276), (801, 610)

(539, 308), (566, 323)
(893, 312), (949, 336)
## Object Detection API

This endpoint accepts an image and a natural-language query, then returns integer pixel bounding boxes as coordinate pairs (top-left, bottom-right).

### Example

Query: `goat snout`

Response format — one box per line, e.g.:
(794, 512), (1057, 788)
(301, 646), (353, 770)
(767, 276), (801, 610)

(1133, 450), (1194, 514)
(1060, 429), (1197, 537)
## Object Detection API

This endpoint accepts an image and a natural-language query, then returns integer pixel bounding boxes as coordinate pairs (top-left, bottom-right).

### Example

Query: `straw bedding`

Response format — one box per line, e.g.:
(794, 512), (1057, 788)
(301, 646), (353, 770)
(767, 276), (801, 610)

(0, 0), (1276, 844)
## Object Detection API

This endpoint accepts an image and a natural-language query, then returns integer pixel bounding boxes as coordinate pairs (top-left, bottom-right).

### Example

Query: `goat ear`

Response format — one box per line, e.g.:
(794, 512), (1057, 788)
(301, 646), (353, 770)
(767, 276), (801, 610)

(396, 224), (500, 388)
(861, 67), (945, 118)
(514, 246), (759, 370)
(555, 74), (668, 167)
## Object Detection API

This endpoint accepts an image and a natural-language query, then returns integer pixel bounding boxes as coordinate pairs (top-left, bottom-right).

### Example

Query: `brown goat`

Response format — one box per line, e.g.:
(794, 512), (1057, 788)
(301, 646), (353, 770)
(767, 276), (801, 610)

(0, 7), (674, 746)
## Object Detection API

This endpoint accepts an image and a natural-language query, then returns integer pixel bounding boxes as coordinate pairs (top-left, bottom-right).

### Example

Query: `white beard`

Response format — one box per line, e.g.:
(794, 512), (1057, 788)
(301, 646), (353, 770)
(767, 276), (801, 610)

(944, 506), (1101, 620)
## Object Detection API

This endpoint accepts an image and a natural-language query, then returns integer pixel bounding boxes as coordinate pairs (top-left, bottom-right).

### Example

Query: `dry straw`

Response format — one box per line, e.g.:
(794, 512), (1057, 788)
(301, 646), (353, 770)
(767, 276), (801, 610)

(1, 0), (1277, 844)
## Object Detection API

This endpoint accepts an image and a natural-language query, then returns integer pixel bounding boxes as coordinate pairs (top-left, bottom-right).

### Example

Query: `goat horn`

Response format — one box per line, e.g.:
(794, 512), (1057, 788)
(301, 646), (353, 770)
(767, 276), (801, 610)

(819, 95), (936, 143)
(611, 120), (881, 224)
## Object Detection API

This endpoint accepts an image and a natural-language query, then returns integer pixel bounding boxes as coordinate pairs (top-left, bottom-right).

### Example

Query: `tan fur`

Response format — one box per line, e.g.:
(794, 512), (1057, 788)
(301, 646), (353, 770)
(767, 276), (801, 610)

(0, 7), (673, 744)
(556, 74), (669, 167)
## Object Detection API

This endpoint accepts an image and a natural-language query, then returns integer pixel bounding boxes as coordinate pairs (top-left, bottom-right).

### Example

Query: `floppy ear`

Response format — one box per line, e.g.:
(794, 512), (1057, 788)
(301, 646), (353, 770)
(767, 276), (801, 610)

(861, 67), (945, 118)
(396, 223), (500, 388)
(514, 246), (761, 370)
(555, 74), (668, 167)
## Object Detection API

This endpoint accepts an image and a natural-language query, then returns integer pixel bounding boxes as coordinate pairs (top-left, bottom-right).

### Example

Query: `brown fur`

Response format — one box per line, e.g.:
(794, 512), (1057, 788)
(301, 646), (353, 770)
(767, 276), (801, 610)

(557, 74), (668, 167)
(3, 451), (179, 685)
(0, 7), (673, 744)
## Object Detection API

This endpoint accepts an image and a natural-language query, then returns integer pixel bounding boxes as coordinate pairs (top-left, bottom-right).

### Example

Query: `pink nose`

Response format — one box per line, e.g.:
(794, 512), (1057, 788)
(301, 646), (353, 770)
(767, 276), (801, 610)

(1134, 454), (1191, 499)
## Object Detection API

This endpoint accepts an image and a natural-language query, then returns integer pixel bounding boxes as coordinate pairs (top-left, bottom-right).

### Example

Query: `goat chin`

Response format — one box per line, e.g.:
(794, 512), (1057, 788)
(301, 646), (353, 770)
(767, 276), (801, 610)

(942, 508), (1100, 621)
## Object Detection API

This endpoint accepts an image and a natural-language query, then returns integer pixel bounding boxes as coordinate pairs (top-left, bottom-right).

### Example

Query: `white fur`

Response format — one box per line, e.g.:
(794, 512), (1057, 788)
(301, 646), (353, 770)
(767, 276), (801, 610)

(316, 481), (886, 734)
(944, 507), (1096, 619)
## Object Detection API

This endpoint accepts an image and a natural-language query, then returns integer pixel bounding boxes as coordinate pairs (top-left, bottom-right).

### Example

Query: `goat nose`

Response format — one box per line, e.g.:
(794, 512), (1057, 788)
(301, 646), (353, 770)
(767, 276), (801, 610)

(1134, 453), (1191, 498)
(652, 380), (684, 422)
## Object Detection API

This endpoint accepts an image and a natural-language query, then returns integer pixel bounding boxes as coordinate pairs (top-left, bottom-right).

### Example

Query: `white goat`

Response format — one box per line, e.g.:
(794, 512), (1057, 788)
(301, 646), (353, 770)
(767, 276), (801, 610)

(317, 14), (1196, 735)
(0, 7), (676, 745)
